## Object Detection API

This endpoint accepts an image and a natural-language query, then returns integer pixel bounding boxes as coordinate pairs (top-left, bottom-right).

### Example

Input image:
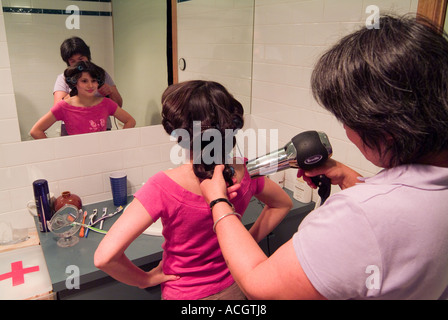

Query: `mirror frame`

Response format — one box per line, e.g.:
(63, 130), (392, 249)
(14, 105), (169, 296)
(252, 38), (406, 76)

(417, 0), (448, 31)
(171, 0), (178, 84)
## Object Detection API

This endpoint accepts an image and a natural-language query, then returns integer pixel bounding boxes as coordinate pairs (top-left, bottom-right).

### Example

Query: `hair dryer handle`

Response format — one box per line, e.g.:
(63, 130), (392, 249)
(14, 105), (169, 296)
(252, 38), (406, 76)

(310, 175), (331, 204)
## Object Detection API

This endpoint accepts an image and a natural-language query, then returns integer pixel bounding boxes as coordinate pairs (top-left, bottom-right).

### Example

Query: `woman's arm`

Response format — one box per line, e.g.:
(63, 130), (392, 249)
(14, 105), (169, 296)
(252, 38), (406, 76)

(299, 158), (362, 190)
(98, 84), (123, 107)
(248, 177), (292, 243)
(94, 198), (179, 288)
(113, 106), (136, 129)
(200, 165), (325, 300)
(53, 91), (69, 105)
(29, 111), (58, 139)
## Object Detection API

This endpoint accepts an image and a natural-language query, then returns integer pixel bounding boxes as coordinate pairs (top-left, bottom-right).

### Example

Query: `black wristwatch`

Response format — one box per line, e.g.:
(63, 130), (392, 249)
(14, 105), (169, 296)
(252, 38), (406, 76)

(209, 198), (234, 211)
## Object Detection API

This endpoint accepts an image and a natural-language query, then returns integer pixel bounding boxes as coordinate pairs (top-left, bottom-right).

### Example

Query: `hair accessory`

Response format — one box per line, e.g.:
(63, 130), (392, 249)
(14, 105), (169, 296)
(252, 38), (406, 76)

(233, 117), (243, 129)
(77, 64), (84, 71)
(66, 77), (77, 85)
(209, 198), (234, 211)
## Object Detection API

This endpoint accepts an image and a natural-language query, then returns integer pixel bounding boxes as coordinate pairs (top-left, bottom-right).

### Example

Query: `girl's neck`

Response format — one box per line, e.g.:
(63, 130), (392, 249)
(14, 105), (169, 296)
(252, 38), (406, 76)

(70, 95), (102, 107)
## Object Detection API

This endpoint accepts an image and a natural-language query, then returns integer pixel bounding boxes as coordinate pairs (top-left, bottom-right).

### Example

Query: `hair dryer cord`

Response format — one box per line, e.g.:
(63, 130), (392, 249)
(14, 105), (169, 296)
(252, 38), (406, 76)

(310, 175), (331, 204)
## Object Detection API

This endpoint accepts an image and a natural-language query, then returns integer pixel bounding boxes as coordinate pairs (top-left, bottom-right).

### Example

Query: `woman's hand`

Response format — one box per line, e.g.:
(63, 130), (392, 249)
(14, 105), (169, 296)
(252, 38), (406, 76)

(200, 165), (241, 204)
(298, 158), (363, 190)
(97, 83), (114, 97)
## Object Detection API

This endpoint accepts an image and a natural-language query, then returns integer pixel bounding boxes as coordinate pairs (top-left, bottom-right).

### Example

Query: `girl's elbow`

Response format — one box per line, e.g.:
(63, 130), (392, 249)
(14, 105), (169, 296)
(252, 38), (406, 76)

(123, 118), (136, 129)
(94, 248), (111, 270)
(29, 128), (43, 139)
(284, 196), (293, 211)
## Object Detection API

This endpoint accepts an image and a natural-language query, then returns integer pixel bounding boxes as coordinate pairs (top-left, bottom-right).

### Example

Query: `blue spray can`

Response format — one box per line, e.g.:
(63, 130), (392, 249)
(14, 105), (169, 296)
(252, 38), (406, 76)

(32, 179), (52, 232)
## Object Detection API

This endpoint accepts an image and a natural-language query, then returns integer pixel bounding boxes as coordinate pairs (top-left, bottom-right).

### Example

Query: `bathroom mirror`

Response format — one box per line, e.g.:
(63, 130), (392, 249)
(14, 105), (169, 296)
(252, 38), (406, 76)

(3, 0), (255, 141)
(3, 0), (172, 140)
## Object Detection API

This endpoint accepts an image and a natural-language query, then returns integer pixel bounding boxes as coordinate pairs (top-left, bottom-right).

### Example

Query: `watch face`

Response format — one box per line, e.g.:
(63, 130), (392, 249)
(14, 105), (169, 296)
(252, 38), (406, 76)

(179, 58), (186, 71)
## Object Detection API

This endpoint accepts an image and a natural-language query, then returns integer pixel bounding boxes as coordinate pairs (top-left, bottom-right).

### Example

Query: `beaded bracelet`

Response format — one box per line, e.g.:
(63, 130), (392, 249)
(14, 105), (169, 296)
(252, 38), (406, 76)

(213, 212), (242, 233)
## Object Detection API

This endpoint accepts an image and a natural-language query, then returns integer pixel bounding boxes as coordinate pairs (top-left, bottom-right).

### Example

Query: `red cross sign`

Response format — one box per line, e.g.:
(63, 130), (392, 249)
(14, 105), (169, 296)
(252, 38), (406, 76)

(0, 261), (40, 286)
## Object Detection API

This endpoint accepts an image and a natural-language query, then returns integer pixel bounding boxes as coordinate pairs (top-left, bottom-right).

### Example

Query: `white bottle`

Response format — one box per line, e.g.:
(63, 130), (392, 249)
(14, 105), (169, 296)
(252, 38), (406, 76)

(293, 176), (312, 203)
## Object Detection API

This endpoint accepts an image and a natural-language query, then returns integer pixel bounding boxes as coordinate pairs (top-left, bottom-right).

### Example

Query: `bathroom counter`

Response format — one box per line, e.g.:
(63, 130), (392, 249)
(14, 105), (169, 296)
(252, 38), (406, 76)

(36, 190), (314, 299)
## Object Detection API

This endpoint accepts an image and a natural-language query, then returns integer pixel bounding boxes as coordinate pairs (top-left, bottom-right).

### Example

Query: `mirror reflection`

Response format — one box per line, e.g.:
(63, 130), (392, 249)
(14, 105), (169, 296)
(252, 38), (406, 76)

(3, 0), (169, 140)
(29, 60), (136, 139)
(3, 0), (255, 141)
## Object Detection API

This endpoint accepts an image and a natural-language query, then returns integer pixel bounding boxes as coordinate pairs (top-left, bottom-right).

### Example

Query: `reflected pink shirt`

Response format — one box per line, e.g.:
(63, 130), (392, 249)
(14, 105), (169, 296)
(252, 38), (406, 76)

(134, 168), (265, 300)
(51, 98), (117, 135)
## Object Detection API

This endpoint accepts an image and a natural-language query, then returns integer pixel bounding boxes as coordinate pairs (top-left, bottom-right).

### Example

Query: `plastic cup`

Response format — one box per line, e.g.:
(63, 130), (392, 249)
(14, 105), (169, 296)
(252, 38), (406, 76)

(109, 172), (128, 206)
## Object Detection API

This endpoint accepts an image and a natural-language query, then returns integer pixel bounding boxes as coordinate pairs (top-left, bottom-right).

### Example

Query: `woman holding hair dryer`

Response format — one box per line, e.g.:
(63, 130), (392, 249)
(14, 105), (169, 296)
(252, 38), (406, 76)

(200, 15), (448, 300)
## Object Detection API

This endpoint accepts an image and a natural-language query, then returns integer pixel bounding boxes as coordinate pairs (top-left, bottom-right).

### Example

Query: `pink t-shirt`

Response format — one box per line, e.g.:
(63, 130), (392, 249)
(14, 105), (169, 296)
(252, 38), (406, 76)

(51, 98), (118, 135)
(134, 167), (265, 300)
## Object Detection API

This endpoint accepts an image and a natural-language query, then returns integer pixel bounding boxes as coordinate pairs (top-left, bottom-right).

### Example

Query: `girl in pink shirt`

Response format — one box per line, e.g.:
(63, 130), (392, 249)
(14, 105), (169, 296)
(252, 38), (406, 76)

(95, 80), (292, 299)
(30, 61), (135, 139)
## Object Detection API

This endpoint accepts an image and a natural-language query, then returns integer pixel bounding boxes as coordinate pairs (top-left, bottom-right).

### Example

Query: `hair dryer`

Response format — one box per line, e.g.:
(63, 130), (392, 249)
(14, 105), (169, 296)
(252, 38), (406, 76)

(246, 131), (333, 204)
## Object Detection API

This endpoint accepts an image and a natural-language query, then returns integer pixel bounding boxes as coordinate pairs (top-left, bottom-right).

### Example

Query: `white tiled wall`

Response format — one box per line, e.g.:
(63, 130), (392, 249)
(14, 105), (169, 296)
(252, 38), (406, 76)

(250, 0), (419, 189)
(0, 1), (20, 145)
(0, 0), (420, 227)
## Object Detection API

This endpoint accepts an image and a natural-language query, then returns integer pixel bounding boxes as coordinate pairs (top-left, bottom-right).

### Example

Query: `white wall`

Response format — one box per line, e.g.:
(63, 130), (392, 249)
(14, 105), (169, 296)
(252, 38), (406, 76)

(177, 0), (255, 114)
(112, 0), (168, 127)
(250, 0), (419, 189)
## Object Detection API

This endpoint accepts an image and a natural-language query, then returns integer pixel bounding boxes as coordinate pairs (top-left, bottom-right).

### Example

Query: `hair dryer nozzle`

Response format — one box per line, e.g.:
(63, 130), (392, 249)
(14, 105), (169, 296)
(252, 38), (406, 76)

(246, 131), (332, 178)
(246, 142), (297, 178)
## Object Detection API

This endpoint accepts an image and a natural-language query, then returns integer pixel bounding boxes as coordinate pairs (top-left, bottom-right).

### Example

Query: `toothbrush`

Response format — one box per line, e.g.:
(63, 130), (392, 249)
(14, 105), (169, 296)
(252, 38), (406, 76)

(72, 206), (124, 236)
(91, 206), (124, 227)
(79, 211), (88, 238)
(84, 209), (97, 238)
(72, 222), (107, 235)
(99, 207), (107, 230)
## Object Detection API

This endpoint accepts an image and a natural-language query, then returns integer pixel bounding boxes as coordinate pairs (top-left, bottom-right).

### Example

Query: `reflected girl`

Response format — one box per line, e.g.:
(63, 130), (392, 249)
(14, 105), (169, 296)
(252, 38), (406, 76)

(30, 61), (135, 139)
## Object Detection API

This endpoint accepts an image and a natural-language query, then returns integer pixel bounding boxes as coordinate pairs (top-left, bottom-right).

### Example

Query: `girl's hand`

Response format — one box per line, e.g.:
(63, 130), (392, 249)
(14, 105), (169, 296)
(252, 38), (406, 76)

(140, 260), (180, 288)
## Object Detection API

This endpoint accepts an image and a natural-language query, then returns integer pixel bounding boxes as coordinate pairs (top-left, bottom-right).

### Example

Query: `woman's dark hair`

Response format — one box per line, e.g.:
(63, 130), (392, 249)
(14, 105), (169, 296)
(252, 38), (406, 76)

(311, 14), (448, 167)
(60, 37), (92, 66)
(64, 61), (105, 97)
(161, 80), (244, 185)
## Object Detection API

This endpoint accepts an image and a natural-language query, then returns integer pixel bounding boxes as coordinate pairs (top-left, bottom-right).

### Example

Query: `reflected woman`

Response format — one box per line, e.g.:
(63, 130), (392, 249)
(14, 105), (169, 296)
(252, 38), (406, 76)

(54, 36), (123, 107)
(54, 37), (123, 135)
(30, 61), (135, 139)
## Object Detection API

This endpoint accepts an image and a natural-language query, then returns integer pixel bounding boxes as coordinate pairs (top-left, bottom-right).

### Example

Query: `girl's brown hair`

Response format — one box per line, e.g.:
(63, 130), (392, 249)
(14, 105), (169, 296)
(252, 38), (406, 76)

(162, 80), (244, 185)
